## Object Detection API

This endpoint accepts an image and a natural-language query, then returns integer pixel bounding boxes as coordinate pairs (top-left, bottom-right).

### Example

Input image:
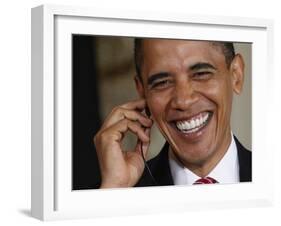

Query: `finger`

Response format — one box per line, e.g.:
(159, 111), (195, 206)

(107, 119), (150, 144)
(123, 109), (153, 127)
(101, 107), (152, 131)
(120, 98), (146, 111)
(135, 127), (151, 158)
(141, 127), (151, 157)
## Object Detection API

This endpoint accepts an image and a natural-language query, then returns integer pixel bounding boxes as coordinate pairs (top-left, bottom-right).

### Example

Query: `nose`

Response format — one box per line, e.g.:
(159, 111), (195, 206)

(170, 79), (199, 111)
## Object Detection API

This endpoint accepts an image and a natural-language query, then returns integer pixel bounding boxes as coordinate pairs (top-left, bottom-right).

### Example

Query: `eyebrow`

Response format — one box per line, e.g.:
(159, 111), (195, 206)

(189, 62), (217, 71)
(147, 72), (170, 86)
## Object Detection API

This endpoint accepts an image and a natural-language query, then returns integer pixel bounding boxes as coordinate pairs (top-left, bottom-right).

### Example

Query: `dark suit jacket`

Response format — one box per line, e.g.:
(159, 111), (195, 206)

(135, 136), (252, 187)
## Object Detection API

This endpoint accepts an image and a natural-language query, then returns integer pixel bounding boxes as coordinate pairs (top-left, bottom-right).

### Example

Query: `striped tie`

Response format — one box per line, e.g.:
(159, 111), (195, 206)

(193, 177), (218, 185)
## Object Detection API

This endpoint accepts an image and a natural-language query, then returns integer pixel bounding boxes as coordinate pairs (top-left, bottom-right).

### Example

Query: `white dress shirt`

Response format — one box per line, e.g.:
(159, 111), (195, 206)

(169, 135), (239, 185)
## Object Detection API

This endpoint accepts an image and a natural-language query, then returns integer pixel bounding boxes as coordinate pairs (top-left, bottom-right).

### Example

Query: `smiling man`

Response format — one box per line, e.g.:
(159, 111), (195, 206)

(94, 38), (251, 188)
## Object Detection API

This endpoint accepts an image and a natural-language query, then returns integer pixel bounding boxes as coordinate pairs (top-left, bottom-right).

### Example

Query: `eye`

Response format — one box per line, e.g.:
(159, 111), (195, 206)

(150, 79), (173, 90)
(192, 71), (212, 79)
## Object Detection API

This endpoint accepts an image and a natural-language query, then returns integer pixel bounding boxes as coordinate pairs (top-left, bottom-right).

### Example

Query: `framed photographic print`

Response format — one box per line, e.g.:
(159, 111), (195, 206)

(31, 4), (274, 221)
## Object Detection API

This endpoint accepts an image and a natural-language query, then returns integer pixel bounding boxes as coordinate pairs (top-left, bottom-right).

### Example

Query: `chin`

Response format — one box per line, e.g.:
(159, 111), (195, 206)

(174, 143), (214, 165)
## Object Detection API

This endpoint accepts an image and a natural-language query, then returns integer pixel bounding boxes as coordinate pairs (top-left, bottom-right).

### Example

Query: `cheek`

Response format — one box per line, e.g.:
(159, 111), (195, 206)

(195, 76), (233, 120)
(147, 93), (169, 121)
(218, 80), (233, 117)
(205, 78), (233, 124)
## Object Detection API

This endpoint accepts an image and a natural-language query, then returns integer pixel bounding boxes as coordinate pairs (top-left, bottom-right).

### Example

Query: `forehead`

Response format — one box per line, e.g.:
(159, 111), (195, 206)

(141, 39), (223, 57)
(140, 39), (226, 73)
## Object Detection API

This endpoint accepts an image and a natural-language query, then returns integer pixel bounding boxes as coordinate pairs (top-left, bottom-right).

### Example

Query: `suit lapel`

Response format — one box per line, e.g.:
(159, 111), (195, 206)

(151, 142), (174, 186)
(234, 136), (252, 182)
(136, 142), (174, 187)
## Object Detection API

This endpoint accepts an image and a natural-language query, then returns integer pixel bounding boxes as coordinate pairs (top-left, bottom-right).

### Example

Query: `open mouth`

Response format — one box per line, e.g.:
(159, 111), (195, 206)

(174, 111), (213, 134)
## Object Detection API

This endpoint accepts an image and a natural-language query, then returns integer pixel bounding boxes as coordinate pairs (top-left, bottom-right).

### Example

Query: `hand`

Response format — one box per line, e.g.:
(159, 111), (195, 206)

(93, 99), (153, 188)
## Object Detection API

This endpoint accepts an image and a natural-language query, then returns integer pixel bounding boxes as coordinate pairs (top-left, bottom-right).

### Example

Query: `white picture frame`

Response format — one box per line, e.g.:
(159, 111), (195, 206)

(31, 4), (274, 221)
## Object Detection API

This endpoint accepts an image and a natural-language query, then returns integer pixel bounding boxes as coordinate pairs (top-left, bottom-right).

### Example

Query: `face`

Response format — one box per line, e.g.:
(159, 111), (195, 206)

(136, 39), (244, 171)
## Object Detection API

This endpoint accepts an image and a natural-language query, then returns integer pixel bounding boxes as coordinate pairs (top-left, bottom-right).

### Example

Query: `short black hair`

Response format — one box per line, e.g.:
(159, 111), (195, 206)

(134, 38), (235, 79)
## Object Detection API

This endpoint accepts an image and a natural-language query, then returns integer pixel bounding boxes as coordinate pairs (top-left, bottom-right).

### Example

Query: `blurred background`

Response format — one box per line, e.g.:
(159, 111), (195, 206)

(72, 35), (251, 190)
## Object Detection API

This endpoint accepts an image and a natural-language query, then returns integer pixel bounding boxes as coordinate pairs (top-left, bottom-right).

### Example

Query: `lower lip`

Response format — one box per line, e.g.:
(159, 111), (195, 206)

(173, 113), (213, 140)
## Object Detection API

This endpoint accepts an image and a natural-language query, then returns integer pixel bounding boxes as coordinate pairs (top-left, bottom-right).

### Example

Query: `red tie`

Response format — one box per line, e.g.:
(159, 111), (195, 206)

(193, 177), (218, 185)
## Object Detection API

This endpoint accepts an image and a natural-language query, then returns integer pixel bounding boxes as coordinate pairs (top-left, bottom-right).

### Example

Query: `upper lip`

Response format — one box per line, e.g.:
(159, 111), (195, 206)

(168, 110), (213, 123)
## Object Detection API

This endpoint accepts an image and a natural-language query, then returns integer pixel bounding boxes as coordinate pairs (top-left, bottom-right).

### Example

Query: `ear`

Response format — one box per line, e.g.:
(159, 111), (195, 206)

(230, 54), (245, 95)
(134, 75), (145, 98)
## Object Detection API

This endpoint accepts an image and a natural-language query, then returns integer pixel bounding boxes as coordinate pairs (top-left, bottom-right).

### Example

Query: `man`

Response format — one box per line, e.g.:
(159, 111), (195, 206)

(94, 38), (251, 188)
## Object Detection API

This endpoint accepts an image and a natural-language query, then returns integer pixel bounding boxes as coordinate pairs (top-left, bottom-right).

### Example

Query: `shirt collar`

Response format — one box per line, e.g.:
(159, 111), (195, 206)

(168, 134), (239, 185)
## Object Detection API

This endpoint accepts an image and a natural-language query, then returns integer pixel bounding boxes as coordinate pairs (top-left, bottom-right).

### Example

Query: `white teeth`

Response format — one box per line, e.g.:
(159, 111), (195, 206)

(195, 119), (200, 127)
(190, 120), (195, 128)
(186, 122), (191, 130)
(176, 113), (210, 133)
(179, 121), (190, 130)
(178, 123), (183, 130)
(203, 114), (208, 122)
